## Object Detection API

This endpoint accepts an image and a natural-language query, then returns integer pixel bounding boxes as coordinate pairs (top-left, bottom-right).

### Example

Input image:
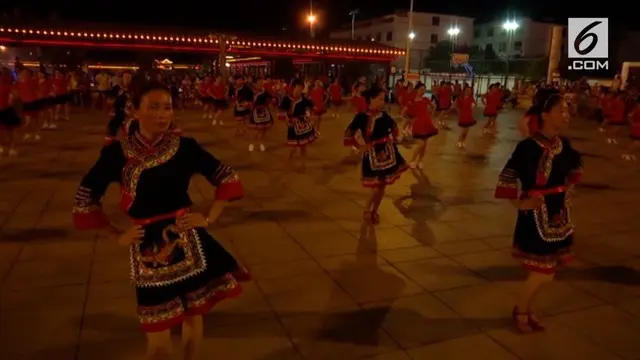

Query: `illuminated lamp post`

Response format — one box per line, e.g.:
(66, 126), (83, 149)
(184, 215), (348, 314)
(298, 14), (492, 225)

(308, 14), (317, 38)
(447, 27), (460, 80)
(502, 20), (519, 87)
(403, 0), (415, 76)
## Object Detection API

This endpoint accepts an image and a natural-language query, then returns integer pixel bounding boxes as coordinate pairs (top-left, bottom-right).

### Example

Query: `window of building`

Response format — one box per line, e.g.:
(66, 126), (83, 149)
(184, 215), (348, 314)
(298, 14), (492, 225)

(499, 42), (506, 51)
(485, 43), (493, 52)
(514, 41), (523, 51)
(386, 31), (393, 41)
(487, 28), (494, 37)
(432, 16), (440, 26)
(376, 32), (382, 42)
(430, 34), (439, 44)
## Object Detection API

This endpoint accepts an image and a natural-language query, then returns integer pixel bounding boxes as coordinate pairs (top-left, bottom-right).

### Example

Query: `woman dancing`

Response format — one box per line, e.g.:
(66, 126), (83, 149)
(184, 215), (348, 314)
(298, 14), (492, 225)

(456, 86), (477, 148)
(105, 72), (133, 146)
(72, 81), (250, 360)
(482, 84), (502, 134)
(344, 87), (408, 224)
(328, 78), (343, 118)
(0, 68), (20, 156)
(308, 80), (328, 134)
(247, 78), (273, 152)
(230, 75), (254, 136)
(494, 92), (582, 333)
(401, 82), (438, 168)
(210, 75), (227, 126)
(278, 79), (318, 172)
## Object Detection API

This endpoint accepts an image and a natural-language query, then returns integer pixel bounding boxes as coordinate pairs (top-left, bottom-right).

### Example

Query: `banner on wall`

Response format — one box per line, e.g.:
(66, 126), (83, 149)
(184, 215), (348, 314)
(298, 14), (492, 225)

(451, 53), (469, 66)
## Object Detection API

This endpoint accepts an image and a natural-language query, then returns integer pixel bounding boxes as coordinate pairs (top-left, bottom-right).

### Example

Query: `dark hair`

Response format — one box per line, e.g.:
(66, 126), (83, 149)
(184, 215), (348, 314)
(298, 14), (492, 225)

(233, 74), (242, 80)
(525, 89), (562, 128)
(131, 80), (171, 109)
(291, 78), (304, 88)
(363, 87), (385, 104)
(414, 82), (426, 90)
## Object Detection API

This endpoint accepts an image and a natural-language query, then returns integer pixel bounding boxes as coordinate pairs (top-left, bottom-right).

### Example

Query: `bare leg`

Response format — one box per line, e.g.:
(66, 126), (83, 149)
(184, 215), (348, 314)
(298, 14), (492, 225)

(257, 129), (267, 151)
(608, 126), (620, 144)
(48, 108), (57, 129)
(145, 330), (172, 360)
(410, 139), (425, 165)
(6, 130), (17, 154)
(417, 139), (428, 162)
(315, 115), (322, 133)
(182, 315), (203, 360)
(203, 104), (210, 119)
(458, 127), (469, 147)
(514, 271), (554, 332)
(622, 139), (639, 160)
(371, 185), (386, 213)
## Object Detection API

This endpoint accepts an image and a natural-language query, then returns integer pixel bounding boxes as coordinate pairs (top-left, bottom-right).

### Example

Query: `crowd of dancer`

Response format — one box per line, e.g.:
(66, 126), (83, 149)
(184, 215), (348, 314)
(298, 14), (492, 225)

(0, 61), (634, 358)
(0, 67), (73, 155)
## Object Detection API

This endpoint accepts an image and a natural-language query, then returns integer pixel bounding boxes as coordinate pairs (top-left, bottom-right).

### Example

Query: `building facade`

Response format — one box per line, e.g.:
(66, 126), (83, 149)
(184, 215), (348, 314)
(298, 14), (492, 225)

(330, 12), (474, 72)
(472, 18), (566, 58)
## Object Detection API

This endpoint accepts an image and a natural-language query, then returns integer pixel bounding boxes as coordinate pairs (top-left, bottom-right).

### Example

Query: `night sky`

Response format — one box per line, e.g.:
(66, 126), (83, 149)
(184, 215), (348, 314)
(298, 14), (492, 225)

(3, 0), (636, 33)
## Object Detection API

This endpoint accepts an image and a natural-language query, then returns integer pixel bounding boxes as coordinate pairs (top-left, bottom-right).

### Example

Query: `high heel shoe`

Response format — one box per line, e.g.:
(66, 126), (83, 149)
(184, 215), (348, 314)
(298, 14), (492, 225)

(512, 307), (533, 334)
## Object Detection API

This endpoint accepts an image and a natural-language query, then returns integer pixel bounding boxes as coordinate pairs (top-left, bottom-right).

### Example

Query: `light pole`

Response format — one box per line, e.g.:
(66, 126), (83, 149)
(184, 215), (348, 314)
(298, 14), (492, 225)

(447, 27), (460, 80)
(403, 0), (414, 77)
(502, 20), (519, 87)
(349, 9), (359, 40)
(307, 14), (317, 38)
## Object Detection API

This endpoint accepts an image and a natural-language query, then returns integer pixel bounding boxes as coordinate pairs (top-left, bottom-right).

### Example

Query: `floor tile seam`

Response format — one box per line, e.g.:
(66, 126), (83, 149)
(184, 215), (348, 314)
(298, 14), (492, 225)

(73, 231), (98, 360)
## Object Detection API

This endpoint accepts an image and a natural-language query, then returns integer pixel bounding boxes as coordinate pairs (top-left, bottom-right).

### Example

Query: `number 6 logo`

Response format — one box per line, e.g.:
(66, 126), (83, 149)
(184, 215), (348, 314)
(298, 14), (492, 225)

(574, 21), (601, 56)
(568, 18), (608, 59)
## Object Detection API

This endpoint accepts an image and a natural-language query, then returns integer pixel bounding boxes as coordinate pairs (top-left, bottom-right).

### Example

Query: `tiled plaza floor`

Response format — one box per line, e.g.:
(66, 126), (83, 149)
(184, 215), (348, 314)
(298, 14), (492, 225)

(0, 105), (639, 360)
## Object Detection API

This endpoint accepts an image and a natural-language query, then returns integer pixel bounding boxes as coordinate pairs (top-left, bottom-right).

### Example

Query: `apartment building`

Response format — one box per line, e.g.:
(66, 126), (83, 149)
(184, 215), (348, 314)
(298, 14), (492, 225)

(472, 18), (567, 58)
(330, 12), (474, 72)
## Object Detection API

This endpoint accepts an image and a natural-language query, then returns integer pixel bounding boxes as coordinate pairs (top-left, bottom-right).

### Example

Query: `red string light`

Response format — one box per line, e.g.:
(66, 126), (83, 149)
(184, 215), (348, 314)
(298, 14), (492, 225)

(0, 27), (405, 57)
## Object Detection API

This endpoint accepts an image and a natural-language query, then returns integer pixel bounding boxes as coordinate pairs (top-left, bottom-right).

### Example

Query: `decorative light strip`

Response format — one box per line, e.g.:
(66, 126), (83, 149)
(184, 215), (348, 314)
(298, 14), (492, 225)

(0, 27), (405, 56)
(1, 38), (394, 62)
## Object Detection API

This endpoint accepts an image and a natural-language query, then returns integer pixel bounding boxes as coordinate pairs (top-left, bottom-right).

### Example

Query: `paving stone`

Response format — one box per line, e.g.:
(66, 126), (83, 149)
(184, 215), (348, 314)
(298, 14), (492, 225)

(0, 107), (635, 359)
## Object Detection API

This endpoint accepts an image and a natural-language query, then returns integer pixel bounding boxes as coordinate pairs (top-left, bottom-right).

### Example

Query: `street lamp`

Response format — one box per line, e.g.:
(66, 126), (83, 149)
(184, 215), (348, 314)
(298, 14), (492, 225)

(307, 14), (317, 38)
(404, 0), (415, 76)
(349, 9), (359, 40)
(447, 27), (461, 80)
(502, 20), (519, 32)
(502, 20), (519, 87)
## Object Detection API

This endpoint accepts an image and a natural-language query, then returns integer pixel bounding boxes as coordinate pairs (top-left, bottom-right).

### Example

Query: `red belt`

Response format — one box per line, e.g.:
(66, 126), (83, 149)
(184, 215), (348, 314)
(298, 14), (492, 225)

(132, 208), (189, 226)
(524, 185), (567, 198)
